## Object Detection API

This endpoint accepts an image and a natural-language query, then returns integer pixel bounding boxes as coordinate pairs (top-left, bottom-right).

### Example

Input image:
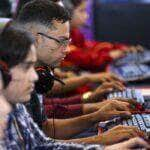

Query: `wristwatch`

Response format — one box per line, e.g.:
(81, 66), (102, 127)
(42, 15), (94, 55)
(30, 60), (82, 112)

(82, 91), (92, 102)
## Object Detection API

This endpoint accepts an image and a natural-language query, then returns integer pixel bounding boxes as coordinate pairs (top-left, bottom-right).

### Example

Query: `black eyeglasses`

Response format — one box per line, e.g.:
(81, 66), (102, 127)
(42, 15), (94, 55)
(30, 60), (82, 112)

(37, 32), (71, 47)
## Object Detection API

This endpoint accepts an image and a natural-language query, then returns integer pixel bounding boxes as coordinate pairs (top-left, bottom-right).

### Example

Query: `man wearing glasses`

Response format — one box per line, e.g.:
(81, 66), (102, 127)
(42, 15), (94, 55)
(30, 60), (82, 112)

(36, 32), (71, 68)
(15, 0), (145, 145)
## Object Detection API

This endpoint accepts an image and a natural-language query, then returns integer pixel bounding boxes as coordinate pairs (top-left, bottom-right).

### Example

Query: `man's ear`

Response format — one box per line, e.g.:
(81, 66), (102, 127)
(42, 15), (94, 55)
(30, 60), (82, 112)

(36, 33), (43, 46)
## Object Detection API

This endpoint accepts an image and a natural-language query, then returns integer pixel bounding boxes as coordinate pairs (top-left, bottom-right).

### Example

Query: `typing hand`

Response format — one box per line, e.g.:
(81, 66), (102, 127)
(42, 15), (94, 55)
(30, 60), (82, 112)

(99, 125), (147, 145)
(125, 45), (144, 53)
(96, 100), (131, 121)
(136, 45), (144, 52)
(87, 82), (125, 103)
(93, 100), (131, 112)
(87, 72), (123, 83)
(109, 98), (145, 113)
(105, 137), (150, 150)
(83, 99), (133, 114)
(99, 81), (125, 91)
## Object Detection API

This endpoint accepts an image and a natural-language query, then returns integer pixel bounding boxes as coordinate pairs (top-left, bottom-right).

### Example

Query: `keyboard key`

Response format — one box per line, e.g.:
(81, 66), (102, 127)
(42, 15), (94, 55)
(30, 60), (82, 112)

(141, 114), (150, 128)
(135, 115), (146, 131)
(122, 120), (128, 126)
(126, 89), (132, 98)
(132, 116), (138, 127)
(127, 119), (133, 126)
(117, 92), (122, 97)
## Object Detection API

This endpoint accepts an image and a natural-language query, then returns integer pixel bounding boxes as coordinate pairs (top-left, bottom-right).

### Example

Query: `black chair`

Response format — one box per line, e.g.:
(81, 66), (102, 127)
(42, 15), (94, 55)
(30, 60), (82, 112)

(93, 1), (150, 48)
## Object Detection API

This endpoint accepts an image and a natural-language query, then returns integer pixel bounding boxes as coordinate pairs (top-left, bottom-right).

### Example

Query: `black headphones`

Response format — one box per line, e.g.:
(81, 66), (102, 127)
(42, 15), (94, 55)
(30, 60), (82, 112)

(35, 65), (65, 94)
(0, 60), (12, 88)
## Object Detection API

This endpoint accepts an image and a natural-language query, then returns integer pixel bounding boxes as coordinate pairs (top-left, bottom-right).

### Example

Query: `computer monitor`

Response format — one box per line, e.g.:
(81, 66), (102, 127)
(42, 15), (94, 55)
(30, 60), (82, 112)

(93, 1), (150, 48)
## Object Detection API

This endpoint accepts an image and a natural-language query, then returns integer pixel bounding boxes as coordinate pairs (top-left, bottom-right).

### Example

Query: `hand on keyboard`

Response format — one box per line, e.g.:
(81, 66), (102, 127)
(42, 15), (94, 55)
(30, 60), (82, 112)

(106, 97), (144, 113)
(121, 114), (150, 136)
(87, 72), (124, 83)
(98, 114), (150, 138)
(96, 100), (132, 121)
(91, 100), (134, 112)
(100, 81), (125, 91)
(109, 98), (145, 112)
(107, 89), (147, 114)
(99, 125), (146, 145)
(86, 82), (125, 103)
(105, 137), (150, 150)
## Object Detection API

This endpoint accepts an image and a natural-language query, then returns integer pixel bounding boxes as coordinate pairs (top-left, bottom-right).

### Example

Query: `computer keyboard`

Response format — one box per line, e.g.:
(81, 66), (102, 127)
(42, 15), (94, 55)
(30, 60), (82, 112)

(114, 50), (150, 66)
(102, 88), (150, 136)
(109, 64), (150, 82)
(98, 114), (150, 137)
(107, 88), (145, 104)
(121, 114), (150, 136)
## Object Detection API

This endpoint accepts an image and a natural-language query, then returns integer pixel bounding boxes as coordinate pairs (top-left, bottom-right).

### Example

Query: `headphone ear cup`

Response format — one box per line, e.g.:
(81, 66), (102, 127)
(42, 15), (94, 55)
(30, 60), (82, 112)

(35, 66), (54, 94)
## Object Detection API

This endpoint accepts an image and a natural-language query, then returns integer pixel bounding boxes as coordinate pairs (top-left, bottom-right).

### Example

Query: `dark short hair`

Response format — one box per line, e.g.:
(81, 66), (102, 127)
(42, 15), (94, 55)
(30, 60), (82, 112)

(16, 0), (61, 17)
(17, 0), (71, 27)
(0, 25), (35, 68)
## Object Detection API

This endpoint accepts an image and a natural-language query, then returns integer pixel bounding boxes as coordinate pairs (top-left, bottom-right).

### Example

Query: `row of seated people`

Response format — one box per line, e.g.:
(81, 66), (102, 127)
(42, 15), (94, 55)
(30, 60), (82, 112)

(0, 0), (149, 149)
(42, 0), (148, 119)
(22, 0), (150, 142)
(42, 0), (150, 145)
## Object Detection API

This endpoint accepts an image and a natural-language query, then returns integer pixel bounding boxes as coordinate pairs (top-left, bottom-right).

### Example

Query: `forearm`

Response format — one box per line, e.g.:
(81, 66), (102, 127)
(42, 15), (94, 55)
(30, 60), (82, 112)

(44, 95), (82, 105)
(86, 73), (104, 83)
(88, 92), (100, 102)
(65, 135), (105, 145)
(49, 76), (89, 95)
(44, 103), (102, 118)
(42, 111), (100, 139)
(44, 104), (83, 119)
(82, 103), (98, 114)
